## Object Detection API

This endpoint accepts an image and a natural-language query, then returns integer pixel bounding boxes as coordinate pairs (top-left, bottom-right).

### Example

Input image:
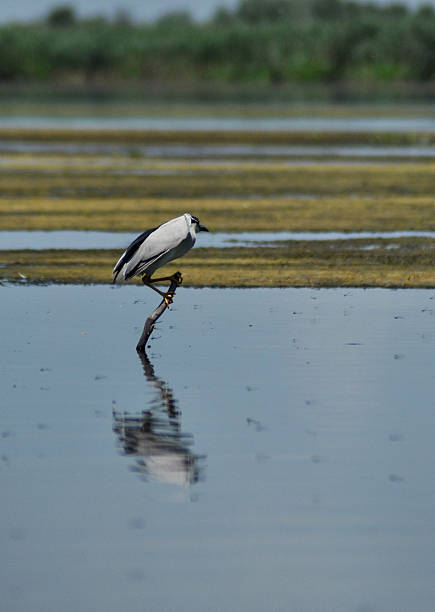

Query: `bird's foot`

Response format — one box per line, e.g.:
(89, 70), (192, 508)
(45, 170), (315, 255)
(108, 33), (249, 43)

(172, 271), (183, 285)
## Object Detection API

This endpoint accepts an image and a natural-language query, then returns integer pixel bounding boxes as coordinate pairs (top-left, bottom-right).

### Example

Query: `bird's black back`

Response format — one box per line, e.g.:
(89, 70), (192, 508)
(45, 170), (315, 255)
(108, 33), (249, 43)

(112, 226), (158, 281)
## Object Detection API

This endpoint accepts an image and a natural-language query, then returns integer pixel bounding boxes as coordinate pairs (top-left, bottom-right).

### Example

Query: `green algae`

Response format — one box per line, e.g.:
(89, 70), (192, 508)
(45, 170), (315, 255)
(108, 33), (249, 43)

(0, 161), (434, 199)
(0, 127), (434, 146)
(1, 239), (433, 288)
(1, 195), (434, 233)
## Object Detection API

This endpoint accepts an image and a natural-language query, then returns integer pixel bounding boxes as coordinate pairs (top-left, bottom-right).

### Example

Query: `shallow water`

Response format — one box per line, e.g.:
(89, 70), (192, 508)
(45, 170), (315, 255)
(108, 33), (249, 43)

(2, 141), (435, 159)
(2, 285), (435, 612)
(0, 115), (434, 132)
(2, 230), (435, 250)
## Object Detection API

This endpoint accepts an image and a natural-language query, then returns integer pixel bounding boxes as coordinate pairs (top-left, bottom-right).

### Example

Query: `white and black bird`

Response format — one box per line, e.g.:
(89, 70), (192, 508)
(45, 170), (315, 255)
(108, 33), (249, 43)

(112, 213), (209, 304)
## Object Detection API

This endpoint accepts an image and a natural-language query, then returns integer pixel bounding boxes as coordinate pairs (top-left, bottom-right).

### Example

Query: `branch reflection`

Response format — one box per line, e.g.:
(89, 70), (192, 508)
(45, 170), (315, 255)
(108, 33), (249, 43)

(113, 352), (205, 486)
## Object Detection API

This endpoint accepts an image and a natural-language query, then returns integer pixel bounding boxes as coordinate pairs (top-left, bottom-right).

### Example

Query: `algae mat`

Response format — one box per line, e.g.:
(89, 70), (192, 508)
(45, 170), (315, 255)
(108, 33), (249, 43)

(1, 160), (434, 198)
(1, 127), (435, 145)
(2, 196), (434, 233)
(2, 240), (434, 288)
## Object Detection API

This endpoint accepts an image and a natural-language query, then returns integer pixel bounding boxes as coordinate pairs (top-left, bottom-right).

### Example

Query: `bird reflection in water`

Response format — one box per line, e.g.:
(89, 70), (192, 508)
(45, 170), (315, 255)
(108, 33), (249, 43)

(113, 352), (205, 486)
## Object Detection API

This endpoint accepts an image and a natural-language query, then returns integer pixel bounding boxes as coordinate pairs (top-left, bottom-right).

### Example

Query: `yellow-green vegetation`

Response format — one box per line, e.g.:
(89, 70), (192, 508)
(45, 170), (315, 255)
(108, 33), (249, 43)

(1, 239), (433, 288)
(0, 128), (434, 288)
(0, 128), (434, 146)
(0, 160), (434, 199)
(2, 196), (434, 233)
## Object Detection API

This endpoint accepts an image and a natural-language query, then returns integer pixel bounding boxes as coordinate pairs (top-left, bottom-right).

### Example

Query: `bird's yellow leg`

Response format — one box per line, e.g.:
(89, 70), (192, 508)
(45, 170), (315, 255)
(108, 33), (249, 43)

(143, 272), (183, 306)
(142, 278), (175, 306)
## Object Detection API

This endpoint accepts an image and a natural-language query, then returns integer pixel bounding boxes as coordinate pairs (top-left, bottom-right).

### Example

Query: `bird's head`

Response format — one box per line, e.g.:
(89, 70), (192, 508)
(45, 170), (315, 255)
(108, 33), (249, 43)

(187, 213), (209, 233)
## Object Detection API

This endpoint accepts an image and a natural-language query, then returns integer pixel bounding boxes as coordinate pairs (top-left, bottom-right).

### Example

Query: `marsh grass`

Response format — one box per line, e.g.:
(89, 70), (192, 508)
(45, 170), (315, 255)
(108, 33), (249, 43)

(0, 161), (434, 199)
(1, 128), (435, 146)
(1, 196), (434, 232)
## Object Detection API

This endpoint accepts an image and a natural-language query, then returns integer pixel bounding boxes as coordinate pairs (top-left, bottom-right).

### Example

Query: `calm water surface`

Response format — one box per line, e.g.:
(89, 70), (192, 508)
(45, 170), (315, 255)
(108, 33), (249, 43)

(0, 115), (434, 132)
(2, 141), (435, 159)
(1, 286), (434, 612)
(2, 230), (435, 250)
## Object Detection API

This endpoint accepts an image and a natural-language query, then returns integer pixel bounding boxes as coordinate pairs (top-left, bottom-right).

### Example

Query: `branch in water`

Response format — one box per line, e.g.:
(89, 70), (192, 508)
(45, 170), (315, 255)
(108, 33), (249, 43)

(136, 273), (182, 352)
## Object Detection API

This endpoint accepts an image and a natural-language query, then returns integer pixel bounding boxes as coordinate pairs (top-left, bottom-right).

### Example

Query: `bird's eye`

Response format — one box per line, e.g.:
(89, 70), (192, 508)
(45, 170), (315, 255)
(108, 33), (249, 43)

(191, 215), (200, 224)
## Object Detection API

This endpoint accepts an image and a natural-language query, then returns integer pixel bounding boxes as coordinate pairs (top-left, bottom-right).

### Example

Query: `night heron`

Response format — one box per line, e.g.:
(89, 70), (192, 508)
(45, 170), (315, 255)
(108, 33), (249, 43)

(112, 213), (209, 304)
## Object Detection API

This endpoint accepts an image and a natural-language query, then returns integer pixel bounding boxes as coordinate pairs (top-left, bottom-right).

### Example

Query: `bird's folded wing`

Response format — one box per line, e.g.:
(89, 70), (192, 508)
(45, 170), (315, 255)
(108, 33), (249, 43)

(112, 227), (157, 276)
(122, 219), (188, 279)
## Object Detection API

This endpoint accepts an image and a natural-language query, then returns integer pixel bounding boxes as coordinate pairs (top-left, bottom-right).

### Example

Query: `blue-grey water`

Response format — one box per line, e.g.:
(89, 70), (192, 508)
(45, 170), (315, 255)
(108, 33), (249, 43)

(1, 115), (434, 132)
(2, 141), (435, 158)
(2, 230), (434, 250)
(1, 285), (435, 612)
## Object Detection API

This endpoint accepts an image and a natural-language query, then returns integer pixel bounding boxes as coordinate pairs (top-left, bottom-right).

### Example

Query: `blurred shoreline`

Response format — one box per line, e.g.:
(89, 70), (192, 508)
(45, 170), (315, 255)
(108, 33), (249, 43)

(1, 81), (435, 106)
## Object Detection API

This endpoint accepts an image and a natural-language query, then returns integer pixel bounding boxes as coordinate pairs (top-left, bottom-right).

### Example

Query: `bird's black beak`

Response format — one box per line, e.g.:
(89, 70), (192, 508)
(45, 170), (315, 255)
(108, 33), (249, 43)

(198, 224), (209, 232)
